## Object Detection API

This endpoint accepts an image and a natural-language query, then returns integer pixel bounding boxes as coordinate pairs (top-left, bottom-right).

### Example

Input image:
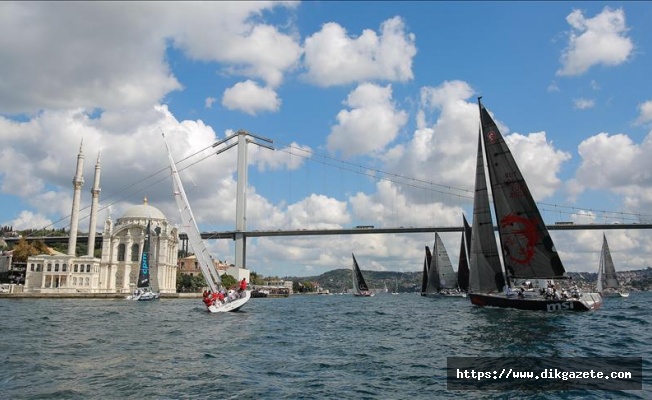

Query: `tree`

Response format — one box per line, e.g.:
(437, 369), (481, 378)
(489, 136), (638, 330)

(221, 274), (237, 289)
(10, 238), (48, 263)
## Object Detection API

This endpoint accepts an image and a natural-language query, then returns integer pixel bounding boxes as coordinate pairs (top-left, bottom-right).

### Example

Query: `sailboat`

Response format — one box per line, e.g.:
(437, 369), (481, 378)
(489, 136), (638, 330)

(596, 234), (629, 298)
(126, 220), (160, 301)
(383, 281), (389, 294)
(351, 253), (374, 297)
(162, 133), (250, 312)
(467, 98), (602, 312)
(420, 250), (429, 297)
(392, 277), (399, 295)
(425, 233), (466, 297)
(456, 215), (471, 293)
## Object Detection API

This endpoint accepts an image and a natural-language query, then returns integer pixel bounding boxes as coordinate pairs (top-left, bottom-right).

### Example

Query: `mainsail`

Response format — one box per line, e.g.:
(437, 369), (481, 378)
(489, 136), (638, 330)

(599, 234), (620, 290)
(479, 102), (565, 280)
(469, 132), (505, 293)
(163, 134), (222, 294)
(434, 233), (457, 289)
(137, 220), (152, 288)
(420, 250), (429, 296)
(456, 215), (471, 292)
(351, 253), (370, 292)
(425, 245), (439, 294)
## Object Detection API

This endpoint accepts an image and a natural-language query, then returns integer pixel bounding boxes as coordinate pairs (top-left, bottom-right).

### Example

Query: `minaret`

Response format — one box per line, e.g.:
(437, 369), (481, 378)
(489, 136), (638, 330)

(68, 140), (85, 256)
(87, 152), (101, 257)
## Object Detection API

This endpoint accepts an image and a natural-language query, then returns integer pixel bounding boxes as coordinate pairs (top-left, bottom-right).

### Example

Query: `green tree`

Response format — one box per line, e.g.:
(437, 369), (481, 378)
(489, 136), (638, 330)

(221, 274), (237, 289)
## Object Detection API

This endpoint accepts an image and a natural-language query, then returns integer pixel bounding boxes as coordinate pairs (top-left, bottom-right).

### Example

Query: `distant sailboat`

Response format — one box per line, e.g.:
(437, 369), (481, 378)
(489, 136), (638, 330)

(420, 250), (429, 297)
(351, 253), (374, 297)
(425, 233), (465, 297)
(126, 219), (160, 301)
(456, 215), (471, 293)
(392, 277), (399, 295)
(596, 234), (629, 298)
(163, 132), (250, 312)
(467, 98), (602, 312)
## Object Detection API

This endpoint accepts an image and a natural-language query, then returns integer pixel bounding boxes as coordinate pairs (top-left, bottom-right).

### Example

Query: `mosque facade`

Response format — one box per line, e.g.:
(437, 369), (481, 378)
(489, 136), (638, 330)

(23, 143), (178, 294)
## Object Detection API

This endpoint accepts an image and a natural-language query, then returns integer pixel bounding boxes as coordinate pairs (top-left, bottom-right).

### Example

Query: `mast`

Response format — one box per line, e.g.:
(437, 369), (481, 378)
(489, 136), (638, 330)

(162, 132), (222, 293)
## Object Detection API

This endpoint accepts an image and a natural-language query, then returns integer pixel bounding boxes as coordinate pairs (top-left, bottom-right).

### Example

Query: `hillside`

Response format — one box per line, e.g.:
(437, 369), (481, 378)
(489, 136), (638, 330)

(284, 267), (652, 293)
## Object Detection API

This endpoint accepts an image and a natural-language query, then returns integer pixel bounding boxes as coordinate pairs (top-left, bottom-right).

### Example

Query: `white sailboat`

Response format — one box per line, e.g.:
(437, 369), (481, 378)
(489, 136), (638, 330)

(162, 133), (250, 312)
(597, 234), (629, 298)
(425, 233), (465, 298)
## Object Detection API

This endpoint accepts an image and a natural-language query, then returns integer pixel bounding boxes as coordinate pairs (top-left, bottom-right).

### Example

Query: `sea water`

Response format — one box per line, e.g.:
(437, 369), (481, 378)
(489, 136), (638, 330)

(0, 292), (649, 399)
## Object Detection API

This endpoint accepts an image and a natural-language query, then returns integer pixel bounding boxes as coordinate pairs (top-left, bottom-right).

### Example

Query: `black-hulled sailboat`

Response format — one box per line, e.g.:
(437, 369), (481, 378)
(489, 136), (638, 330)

(467, 98), (602, 312)
(351, 253), (374, 297)
(596, 234), (629, 298)
(126, 220), (160, 301)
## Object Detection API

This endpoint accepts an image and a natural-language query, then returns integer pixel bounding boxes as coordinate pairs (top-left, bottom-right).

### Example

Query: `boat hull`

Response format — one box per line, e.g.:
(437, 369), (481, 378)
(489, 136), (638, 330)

(353, 292), (374, 297)
(125, 290), (160, 301)
(207, 290), (251, 313)
(425, 292), (467, 298)
(469, 292), (602, 312)
(602, 291), (629, 298)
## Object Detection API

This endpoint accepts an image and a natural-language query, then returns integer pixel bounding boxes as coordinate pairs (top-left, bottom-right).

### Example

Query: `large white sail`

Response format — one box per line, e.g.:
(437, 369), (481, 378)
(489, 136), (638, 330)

(162, 133), (222, 293)
(434, 233), (457, 289)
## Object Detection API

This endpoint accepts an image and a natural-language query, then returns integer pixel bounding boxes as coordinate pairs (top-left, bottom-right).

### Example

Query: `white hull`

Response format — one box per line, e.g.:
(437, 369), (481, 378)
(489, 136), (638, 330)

(207, 291), (251, 313)
(125, 289), (160, 301)
(602, 291), (629, 298)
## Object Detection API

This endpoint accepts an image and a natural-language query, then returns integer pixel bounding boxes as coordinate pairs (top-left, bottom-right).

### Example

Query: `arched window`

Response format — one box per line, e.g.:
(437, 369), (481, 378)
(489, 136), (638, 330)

(47, 264), (52, 272)
(62, 264), (67, 272)
(86, 265), (91, 273)
(74, 264), (78, 272)
(37, 264), (42, 272)
(131, 244), (140, 262)
(30, 264), (35, 271)
(73, 277), (77, 285)
(54, 263), (59, 272)
(85, 277), (90, 286)
(117, 244), (126, 261)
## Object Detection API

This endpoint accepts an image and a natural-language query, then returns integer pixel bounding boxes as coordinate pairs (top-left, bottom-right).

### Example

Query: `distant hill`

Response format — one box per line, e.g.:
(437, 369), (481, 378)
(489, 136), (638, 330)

(283, 267), (652, 292)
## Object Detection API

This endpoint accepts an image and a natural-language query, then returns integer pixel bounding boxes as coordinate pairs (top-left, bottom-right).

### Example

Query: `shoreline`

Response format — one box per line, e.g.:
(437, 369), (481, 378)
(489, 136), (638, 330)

(0, 292), (203, 299)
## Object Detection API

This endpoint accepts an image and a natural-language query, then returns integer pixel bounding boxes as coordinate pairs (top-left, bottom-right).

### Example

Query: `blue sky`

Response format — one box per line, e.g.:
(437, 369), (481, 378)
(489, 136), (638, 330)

(1, 2), (652, 278)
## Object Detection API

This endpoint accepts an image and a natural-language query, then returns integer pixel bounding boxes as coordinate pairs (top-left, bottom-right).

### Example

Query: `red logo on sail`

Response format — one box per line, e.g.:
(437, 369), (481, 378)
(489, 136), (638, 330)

(500, 214), (539, 265)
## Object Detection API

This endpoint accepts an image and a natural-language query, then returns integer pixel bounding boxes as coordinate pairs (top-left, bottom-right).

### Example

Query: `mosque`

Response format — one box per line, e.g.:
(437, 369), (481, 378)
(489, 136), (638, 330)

(23, 142), (179, 294)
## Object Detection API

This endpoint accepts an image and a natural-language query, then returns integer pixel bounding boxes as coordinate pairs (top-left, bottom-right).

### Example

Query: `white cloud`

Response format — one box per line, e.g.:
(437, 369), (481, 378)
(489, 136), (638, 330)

(574, 98), (595, 110)
(635, 100), (652, 125)
(204, 97), (216, 109)
(557, 7), (633, 76)
(4, 211), (53, 231)
(327, 83), (408, 158)
(303, 16), (416, 86)
(253, 142), (311, 172)
(222, 80), (281, 115)
(0, 2), (301, 114)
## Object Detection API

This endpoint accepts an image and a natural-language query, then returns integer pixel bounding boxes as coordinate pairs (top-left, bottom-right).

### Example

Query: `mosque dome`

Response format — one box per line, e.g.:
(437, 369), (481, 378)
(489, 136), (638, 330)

(119, 198), (166, 221)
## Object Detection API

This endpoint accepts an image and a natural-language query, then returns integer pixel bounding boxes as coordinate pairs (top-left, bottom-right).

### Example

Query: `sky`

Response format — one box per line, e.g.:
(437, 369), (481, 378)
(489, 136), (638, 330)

(2, 1), (652, 278)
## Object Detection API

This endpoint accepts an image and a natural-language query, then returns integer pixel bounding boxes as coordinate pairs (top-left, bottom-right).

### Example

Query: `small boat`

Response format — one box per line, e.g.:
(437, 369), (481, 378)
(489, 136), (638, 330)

(597, 234), (629, 298)
(467, 98), (602, 312)
(126, 220), (160, 301)
(424, 233), (466, 298)
(351, 253), (374, 297)
(163, 133), (250, 313)
(392, 277), (399, 295)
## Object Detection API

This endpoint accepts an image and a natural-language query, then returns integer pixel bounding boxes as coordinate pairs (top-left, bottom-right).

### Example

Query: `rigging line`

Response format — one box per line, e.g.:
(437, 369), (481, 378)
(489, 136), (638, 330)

(274, 141), (652, 222)
(25, 141), (228, 238)
(273, 145), (474, 201)
(274, 140), (473, 196)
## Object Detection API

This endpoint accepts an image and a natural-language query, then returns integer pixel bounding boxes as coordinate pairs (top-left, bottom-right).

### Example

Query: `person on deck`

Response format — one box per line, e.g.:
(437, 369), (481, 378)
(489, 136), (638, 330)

(239, 278), (247, 292)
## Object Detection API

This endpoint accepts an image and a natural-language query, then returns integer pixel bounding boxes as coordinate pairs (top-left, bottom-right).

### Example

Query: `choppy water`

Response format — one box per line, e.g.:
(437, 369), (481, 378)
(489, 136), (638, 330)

(0, 292), (650, 399)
